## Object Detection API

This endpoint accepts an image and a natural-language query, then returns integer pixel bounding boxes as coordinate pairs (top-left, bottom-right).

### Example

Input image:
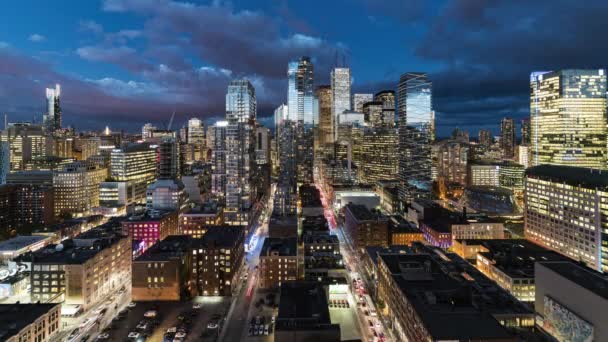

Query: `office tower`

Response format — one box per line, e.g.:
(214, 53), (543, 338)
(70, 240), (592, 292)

(53, 161), (107, 217)
(531, 69), (607, 168)
(362, 101), (383, 127)
(358, 128), (399, 184)
(517, 145), (530, 168)
(525, 165), (608, 272)
(211, 121), (228, 199)
(109, 143), (158, 203)
(187, 117), (205, 144)
(478, 129), (492, 147)
(500, 117), (515, 159)
(44, 84), (61, 132)
(225, 79), (256, 225)
(255, 125), (270, 165)
(520, 118), (531, 145)
(374, 90), (396, 127)
(158, 137), (180, 179)
(1, 123), (50, 171)
(397, 73), (434, 208)
(353, 93), (373, 112)
(0, 141), (8, 184)
(274, 104), (288, 157)
(146, 179), (186, 211)
(288, 57), (315, 184)
(316, 86), (333, 149)
(141, 123), (157, 140)
(331, 68), (351, 142)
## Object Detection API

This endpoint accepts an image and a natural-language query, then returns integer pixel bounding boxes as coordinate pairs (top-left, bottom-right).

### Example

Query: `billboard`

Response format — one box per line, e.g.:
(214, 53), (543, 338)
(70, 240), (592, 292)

(541, 296), (593, 342)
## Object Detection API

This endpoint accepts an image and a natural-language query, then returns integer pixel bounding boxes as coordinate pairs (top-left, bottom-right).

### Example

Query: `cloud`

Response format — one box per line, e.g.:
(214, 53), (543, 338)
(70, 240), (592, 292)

(28, 34), (46, 42)
(79, 20), (104, 34)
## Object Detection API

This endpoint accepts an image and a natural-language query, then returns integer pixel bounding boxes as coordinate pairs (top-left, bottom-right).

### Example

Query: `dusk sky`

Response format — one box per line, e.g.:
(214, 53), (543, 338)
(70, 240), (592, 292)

(1, 0), (607, 136)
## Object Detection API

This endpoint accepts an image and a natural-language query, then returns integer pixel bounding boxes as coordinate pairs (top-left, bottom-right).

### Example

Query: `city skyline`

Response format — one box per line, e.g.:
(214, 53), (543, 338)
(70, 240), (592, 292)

(2, 1), (608, 135)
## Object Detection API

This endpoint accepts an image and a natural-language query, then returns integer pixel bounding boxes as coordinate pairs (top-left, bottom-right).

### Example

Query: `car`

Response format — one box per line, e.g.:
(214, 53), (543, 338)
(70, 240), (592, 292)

(193, 303), (202, 309)
(207, 322), (219, 329)
(167, 327), (177, 334)
(144, 310), (157, 318)
(271, 315), (276, 324)
(96, 333), (110, 340)
(264, 324), (269, 335)
(127, 332), (140, 340)
(255, 316), (262, 325)
(136, 322), (148, 330)
(258, 326), (264, 335)
(128, 302), (137, 308)
(67, 329), (80, 342)
(248, 327), (254, 336)
(175, 332), (187, 339)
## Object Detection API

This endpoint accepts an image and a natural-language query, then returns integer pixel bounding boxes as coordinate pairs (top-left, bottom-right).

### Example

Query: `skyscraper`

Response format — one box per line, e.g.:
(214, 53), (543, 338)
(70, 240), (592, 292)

(397, 73), (434, 208)
(288, 57), (315, 184)
(316, 86), (332, 150)
(530, 69), (607, 169)
(44, 84), (61, 132)
(478, 129), (492, 147)
(158, 137), (180, 179)
(331, 68), (351, 142)
(520, 118), (530, 146)
(142, 123), (156, 140)
(374, 90), (396, 127)
(500, 117), (515, 159)
(353, 93), (373, 112)
(225, 79), (256, 224)
(187, 118), (205, 144)
(210, 121), (228, 199)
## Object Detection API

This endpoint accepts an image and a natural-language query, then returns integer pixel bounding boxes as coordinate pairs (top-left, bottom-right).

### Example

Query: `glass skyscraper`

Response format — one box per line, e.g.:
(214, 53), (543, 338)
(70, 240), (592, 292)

(530, 69), (607, 169)
(397, 72), (434, 208)
(287, 57), (315, 184)
(225, 79), (256, 224)
(44, 84), (61, 132)
(331, 68), (351, 143)
(501, 117), (515, 159)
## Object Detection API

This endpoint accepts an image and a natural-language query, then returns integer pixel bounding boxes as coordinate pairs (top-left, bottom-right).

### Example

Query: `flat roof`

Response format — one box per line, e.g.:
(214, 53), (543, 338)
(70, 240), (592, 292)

(526, 164), (608, 189)
(261, 237), (298, 257)
(135, 235), (192, 262)
(539, 261), (608, 300)
(0, 236), (49, 252)
(0, 303), (59, 340)
(345, 204), (385, 221)
(277, 281), (335, 331)
(195, 226), (244, 249)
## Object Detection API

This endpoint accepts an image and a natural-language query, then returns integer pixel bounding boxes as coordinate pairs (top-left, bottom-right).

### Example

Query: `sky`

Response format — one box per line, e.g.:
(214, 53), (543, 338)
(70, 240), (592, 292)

(1, 0), (607, 136)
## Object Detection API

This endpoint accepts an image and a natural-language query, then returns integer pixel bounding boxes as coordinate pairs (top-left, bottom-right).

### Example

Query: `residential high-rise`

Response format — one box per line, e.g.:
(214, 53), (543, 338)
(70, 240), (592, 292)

(374, 90), (396, 127)
(520, 118), (530, 145)
(158, 137), (180, 179)
(397, 73), (434, 208)
(44, 84), (61, 132)
(530, 69), (607, 168)
(274, 119), (297, 216)
(211, 121), (228, 199)
(331, 68), (351, 142)
(316, 86), (333, 149)
(478, 129), (492, 147)
(525, 164), (608, 272)
(436, 139), (469, 186)
(225, 79), (256, 225)
(353, 93), (373, 112)
(288, 57), (315, 184)
(500, 117), (515, 159)
(362, 101), (383, 127)
(187, 117), (205, 145)
(53, 161), (107, 217)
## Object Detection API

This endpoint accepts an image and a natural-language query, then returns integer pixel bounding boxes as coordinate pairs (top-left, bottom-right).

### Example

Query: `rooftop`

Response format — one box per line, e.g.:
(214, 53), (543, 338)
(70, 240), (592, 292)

(135, 235), (192, 262)
(0, 303), (60, 341)
(194, 226), (244, 249)
(526, 164), (608, 189)
(539, 261), (608, 300)
(473, 239), (569, 278)
(303, 233), (339, 245)
(261, 237), (298, 257)
(379, 245), (530, 340)
(0, 235), (49, 252)
(345, 204), (385, 221)
(124, 209), (177, 222)
(276, 281), (338, 332)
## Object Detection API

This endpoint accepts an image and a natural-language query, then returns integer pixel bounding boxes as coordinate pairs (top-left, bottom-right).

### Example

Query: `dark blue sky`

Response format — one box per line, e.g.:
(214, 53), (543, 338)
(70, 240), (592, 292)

(1, 0), (607, 136)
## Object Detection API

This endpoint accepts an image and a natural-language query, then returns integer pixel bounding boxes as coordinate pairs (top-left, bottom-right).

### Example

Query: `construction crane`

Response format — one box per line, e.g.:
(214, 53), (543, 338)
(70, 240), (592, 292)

(167, 109), (176, 131)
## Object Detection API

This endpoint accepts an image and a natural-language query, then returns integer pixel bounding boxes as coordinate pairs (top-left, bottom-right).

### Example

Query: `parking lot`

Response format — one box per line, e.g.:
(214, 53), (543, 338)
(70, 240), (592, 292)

(96, 297), (229, 342)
